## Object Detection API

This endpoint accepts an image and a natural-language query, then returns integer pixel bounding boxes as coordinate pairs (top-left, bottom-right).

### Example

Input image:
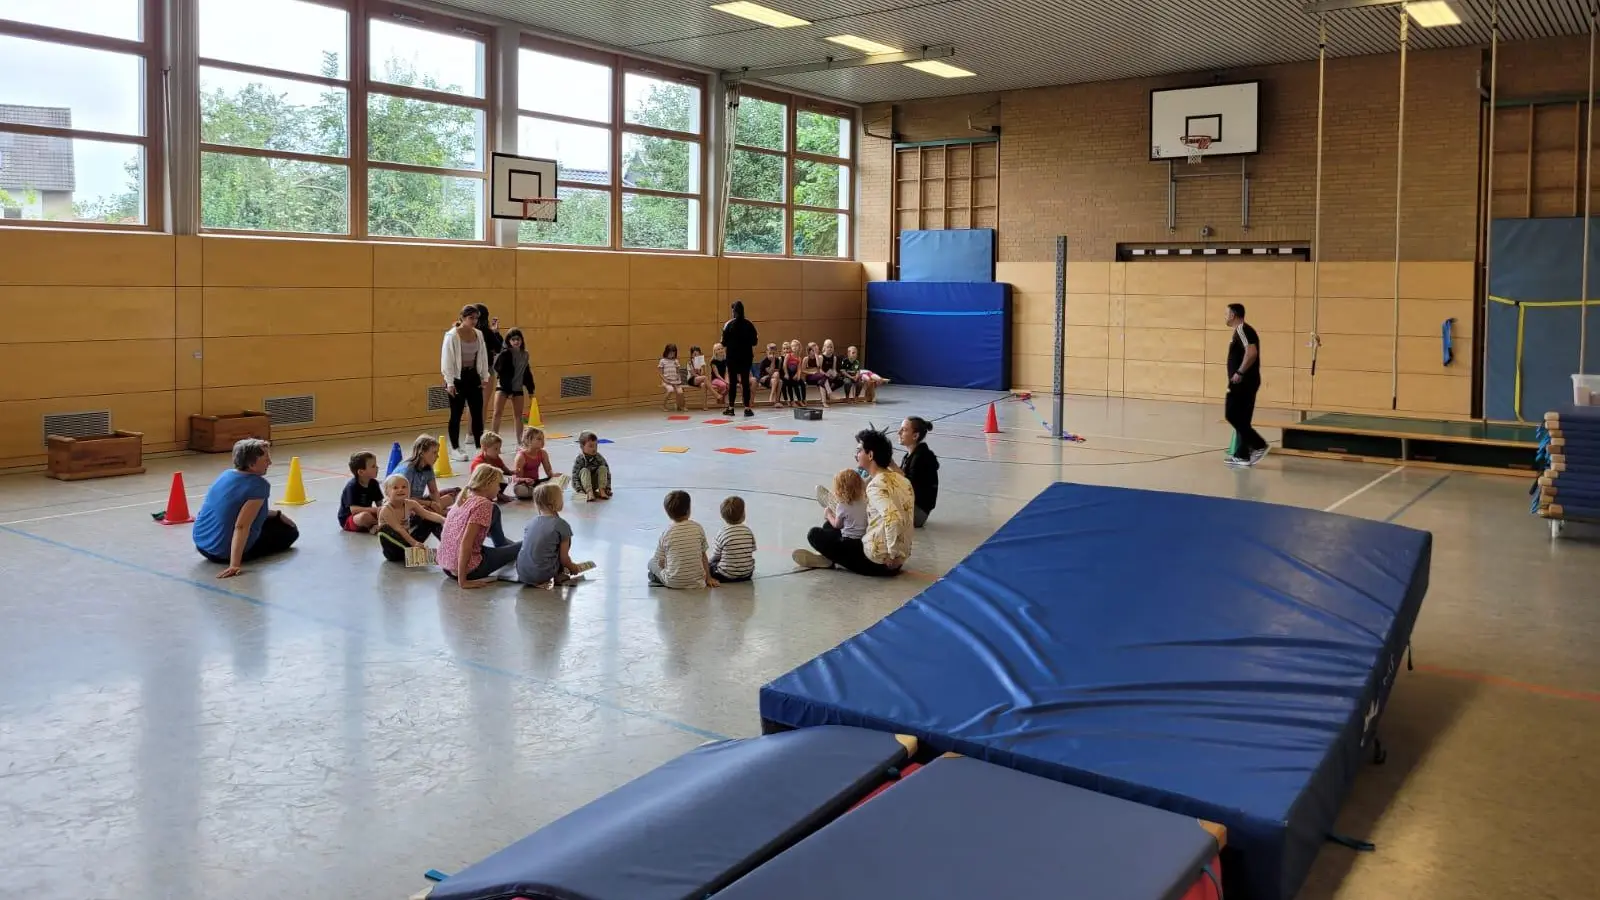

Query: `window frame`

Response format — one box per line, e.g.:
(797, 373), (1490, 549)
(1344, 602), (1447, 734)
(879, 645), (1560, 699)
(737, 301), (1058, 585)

(0, 0), (165, 231)
(196, 0), (495, 242)
(726, 85), (855, 259)
(517, 35), (709, 254)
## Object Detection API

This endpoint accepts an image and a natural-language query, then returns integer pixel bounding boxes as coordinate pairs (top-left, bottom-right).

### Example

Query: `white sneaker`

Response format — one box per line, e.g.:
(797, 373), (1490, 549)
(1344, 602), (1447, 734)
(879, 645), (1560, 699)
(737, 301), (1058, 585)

(792, 549), (833, 569)
(451, 449), (469, 462)
(815, 485), (834, 510)
(555, 473), (570, 491)
(1251, 446), (1270, 464)
(1224, 456), (1251, 469)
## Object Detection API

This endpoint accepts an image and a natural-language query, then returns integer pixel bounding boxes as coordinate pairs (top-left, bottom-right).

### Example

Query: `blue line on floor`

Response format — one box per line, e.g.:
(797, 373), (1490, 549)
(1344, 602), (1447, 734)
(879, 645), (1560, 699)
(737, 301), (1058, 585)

(0, 523), (730, 743)
(1385, 475), (1451, 523)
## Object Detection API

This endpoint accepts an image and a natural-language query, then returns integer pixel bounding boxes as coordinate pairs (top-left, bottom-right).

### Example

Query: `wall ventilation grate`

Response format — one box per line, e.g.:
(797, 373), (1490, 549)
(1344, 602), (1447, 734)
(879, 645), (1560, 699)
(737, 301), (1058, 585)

(560, 375), (593, 399)
(263, 394), (316, 426)
(427, 385), (452, 411)
(42, 410), (111, 446)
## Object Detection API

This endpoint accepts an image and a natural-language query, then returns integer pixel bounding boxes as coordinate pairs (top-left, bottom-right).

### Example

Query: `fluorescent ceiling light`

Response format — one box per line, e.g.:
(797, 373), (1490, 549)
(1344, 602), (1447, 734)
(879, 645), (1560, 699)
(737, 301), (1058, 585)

(904, 59), (976, 78)
(825, 34), (903, 55)
(711, 2), (810, 28)
(1404, 0), (1463, 27)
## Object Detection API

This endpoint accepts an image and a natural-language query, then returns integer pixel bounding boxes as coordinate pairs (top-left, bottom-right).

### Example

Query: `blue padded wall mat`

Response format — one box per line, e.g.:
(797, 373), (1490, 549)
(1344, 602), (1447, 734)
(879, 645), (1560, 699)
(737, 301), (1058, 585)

(429, 726), (908, 900)
(760, 483), (1432, 900)
(899, 228), (995, 282)
(717, 755), (1218, 900)
(1487, 218), (1600, 420)
(865, 281), (1010, 389)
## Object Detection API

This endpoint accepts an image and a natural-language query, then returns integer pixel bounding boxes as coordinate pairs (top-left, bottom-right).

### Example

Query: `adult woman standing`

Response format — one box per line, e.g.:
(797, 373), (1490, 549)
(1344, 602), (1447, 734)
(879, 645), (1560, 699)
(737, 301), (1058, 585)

(720, 300), (758, 417)
(192, 438), (299, 577)
(898, 416), (939, 528)
(474, 303), (503, 423)
(441, 305), (491, 461)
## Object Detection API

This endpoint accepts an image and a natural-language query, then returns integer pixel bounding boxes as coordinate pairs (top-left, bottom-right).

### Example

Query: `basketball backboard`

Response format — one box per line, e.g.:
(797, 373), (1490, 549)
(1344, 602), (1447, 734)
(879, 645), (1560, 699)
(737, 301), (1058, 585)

(490, 152), (560, 221)
(1149, 81), (1261, 162)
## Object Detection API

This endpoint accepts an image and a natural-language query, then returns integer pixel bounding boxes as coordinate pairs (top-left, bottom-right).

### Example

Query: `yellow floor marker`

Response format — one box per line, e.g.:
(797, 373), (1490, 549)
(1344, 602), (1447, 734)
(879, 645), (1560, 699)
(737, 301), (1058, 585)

(659, 446), (689, 453)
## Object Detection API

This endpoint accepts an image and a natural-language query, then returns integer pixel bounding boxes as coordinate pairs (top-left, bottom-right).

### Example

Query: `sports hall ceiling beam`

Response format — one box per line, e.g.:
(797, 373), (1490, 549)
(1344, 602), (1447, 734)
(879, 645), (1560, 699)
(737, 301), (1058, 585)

(722, 45), (956, 83)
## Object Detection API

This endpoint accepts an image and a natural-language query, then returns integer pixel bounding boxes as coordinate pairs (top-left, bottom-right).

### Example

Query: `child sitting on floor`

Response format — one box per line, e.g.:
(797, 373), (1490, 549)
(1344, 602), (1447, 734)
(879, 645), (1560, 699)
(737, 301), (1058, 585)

(822, 468), (868, 540)
(394, 434), (458, 515)
(515, 482), (594, 587)
(572, 431), (612, 502)
(710, 495), (756, 583)
(470, 431), (513, 503)
(648, 490), (716, 589)
(709, 343), (730, 409)
(338, 451), (383, 533)
(511, 427), (565, 499)
(376, 474), (446, 564)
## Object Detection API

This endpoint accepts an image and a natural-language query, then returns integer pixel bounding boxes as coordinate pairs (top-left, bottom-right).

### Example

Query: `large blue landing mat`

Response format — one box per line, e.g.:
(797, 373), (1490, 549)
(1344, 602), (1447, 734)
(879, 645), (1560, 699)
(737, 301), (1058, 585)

(429, 726), (909, 900)
(717, 755), (1218, 900)
(760, 483), (1432, 900)
(899, 227), (996, 282)
(865, 280), (1011, 389)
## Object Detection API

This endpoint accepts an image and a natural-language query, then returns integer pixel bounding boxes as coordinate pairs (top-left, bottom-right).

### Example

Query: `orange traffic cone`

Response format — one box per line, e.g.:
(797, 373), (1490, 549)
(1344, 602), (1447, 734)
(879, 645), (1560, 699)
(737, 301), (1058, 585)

(156, 472), (194, 525)
(983, 402), (1000, 434)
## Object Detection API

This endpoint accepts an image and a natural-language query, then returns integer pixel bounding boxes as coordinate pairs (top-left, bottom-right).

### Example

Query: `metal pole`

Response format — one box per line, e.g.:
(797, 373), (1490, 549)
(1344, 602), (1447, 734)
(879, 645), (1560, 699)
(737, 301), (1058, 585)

(1482, 1), (1500, 421)
(1582, 5), (1596, 375)
(1053, 236), (1067, 440)
(1311, 14), (1327, 379)
(1167, 161), (1176, 232)
(1391, 7), (1409, 411)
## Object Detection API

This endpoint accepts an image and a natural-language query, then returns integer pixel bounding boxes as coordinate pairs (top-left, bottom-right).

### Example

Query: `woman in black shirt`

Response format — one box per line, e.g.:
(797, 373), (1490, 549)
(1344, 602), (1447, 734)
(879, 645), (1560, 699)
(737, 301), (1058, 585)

(897, 416), (939, 528)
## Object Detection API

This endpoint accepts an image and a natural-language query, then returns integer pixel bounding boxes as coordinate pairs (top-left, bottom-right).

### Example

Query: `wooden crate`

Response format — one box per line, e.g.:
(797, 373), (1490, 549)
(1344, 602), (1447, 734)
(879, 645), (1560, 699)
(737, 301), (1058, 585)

(46, 431), (145, 481)
(189, 410), (271, 452)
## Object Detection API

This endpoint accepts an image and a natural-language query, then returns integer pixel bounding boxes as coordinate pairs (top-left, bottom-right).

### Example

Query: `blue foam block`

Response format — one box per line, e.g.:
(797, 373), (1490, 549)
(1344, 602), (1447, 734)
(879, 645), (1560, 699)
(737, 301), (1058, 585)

(790, 436), (817, 443)
(760, 483), (1431, 900)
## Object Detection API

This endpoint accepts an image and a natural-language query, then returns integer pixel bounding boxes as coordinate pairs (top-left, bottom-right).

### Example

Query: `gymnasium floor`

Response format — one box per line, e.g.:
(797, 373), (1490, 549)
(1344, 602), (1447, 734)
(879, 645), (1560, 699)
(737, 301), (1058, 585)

(2, 386), (1596, 900)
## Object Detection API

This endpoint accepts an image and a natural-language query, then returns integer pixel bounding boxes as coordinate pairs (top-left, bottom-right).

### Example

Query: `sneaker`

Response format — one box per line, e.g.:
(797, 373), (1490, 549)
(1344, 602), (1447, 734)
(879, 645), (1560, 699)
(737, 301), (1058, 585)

(723, 408), (734, 417)
(554, 473), (570, 491)
(816, 485), (834, 510)
(743, 408), (755, 417)
(451, 449), (469, 462)
(792, 549), (833, 569)
(571, 560), (596, 574)
(1251, 445), (1270, 464)
(1224, 456), (1251, 469)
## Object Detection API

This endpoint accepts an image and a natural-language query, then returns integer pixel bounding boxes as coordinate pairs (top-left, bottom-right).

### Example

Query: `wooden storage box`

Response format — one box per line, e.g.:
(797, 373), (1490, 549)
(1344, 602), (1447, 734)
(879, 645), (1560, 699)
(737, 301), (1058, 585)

(189, 410), (272, 452)
(46, 431), (146, 481)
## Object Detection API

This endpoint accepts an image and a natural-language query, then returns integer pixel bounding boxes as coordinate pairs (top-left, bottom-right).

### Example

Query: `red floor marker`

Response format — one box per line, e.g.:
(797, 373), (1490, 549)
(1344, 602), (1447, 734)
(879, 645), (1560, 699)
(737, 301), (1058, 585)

(735, 425), (767, 431)
(767, 430), (800, 436)
(715, 447), (756, 455)
(703, 418), (732, 424)
(668, 415), (691, 421)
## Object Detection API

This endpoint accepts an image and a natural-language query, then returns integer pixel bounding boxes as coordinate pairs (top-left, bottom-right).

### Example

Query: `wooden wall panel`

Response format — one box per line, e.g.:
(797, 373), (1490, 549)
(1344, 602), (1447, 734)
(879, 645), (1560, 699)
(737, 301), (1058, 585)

(202, 288), (373, 337)
(631, 289), (720, 326)
(0, 287), (176, 341)
(520, 249), (630, 290)
(1207, 261), (1296, 297)
(203, 378), (371, 428)
(1124, 294), (1208, 330)
(519, 288), (631, 328)
(372, 332), (444, 378)
(1123, 360), (1206, 397)
(1124, 261), (1205, 296)
(202, 237), (371, 288)
(1065, 355), (1109, 393)
(718, 289), (803, 324)
(175, 236), (202, 286)
(203, 334), (372, 388)
(176, 339), (203, 389)
(631, 254), (717, 291)
(1124, 328), (1203, 363)
(0, 230), (173, 286)
(803, 260), (863, 292)
(0, 391), (176, 460)
(176, 288), (202, 339)
(372, 244), (514, 289)
(724, 257), (805, 290)
(0, 340), (173, 401)
(532, 326), (630, 367)
(372, 288), (513, 332)
(372, 374), (438, 422)
(803, 290), (862, 322)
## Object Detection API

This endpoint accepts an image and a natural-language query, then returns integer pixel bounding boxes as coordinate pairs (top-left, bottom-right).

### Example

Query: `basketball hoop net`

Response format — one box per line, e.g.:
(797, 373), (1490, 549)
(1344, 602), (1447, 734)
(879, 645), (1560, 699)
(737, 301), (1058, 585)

(1179, 135), (1213, 165)
(520, 196), (562, 222)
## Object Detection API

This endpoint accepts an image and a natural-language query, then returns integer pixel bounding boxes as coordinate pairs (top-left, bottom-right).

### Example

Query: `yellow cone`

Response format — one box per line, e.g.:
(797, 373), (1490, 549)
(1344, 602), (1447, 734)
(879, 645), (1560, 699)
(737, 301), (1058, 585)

(279, 456), (314, 505)
(526, 397), (543, 428)
(433, 436), (456, 478)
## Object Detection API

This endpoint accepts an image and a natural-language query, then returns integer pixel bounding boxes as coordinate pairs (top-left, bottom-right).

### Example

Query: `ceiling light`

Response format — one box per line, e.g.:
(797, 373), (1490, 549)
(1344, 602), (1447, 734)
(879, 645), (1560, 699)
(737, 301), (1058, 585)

(711, 2), (810, 28)
(904, 59), (976, 78)
(1404, 0), (1463, 27)
(825, 35), (903, 55)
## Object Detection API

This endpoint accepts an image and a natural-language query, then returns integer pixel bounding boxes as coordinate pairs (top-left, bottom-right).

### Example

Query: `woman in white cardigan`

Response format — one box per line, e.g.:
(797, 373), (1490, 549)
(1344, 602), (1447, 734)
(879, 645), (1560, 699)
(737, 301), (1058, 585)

(441, 305), (492, 461)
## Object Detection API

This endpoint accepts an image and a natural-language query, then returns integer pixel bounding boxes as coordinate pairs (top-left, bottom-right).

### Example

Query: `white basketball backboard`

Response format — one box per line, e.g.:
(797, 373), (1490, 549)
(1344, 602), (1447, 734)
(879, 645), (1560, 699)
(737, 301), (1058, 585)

(491, 152), (560, 221)
(1149, 81), (1261, 162)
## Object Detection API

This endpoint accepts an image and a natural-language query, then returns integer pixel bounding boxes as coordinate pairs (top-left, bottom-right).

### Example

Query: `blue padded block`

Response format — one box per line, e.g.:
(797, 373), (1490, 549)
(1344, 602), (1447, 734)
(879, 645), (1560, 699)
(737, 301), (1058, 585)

(1547, 405), (1600, 425)
(760, 483), (1431, 900)
(429, 726), (908, 900)
(865, 281), (1010, 389)
(899, 228), (995, 282)
(718, 756), (1218, 900)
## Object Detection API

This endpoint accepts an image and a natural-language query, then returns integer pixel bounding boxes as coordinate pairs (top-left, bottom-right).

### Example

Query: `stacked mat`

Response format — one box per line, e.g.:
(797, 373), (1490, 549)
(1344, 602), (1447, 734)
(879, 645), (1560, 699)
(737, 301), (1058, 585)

(1535, 406), (1600, 521)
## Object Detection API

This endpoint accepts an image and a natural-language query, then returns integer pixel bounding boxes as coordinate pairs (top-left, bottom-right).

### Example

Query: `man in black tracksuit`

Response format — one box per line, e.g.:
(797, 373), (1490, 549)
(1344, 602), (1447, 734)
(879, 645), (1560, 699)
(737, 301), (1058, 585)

(720, 300), (759, 417)
(1224, 303), (1269, 467)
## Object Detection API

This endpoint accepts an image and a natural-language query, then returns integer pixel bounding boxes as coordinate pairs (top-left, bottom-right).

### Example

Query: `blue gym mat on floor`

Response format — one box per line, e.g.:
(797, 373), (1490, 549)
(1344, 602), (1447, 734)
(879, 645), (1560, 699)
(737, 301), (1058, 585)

(759, 483), (1432, 900)
(716, 754), (1219, 900)
(428, 726), (909, 900)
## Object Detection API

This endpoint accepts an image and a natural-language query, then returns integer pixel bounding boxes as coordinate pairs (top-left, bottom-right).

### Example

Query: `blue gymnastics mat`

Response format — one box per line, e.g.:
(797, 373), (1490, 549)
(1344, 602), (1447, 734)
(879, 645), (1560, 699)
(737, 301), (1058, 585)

(759, 483), (1432, 900)
(865, 281), (1011, 389)
(428, 726), (909, 900)
(717, 755), (1219, 900)
(899, 228), (995, 282)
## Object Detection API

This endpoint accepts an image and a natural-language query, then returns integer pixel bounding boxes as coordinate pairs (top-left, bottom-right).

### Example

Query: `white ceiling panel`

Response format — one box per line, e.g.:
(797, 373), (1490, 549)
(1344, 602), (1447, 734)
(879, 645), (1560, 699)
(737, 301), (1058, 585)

(441, 0), (1596, 102)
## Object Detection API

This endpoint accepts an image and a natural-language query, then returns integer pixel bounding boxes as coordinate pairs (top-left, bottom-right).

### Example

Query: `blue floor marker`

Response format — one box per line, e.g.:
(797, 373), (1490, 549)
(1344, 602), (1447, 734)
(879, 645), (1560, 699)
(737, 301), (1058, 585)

(790, 436), (818, 443)
(598, 438), (614, 444)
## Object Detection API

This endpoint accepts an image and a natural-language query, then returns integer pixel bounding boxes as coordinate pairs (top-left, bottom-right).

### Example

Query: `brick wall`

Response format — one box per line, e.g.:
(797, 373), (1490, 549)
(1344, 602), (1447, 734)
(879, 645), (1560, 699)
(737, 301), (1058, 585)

(859, 46), (1484, 264)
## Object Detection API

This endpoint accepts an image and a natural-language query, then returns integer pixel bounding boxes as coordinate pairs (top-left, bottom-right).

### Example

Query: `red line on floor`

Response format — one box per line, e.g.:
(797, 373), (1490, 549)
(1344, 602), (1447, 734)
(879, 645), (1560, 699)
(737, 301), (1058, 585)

(1414, 662), (1600, 704)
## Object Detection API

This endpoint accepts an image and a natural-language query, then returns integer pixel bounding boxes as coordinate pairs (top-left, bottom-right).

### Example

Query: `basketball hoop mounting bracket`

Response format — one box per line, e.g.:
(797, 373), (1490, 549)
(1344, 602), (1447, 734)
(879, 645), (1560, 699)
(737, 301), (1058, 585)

(1167, 152), (1251, 234)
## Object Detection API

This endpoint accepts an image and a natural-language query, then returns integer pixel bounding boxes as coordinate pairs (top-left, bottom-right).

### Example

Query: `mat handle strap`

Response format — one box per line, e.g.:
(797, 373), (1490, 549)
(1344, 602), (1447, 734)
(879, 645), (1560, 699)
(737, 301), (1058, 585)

(1327, 832), (1376, 852)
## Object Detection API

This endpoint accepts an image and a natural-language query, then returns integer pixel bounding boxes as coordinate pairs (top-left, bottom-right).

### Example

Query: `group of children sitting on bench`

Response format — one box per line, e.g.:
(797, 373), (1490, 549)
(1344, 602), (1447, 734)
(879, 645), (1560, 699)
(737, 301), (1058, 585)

(658, 339), (889, 411)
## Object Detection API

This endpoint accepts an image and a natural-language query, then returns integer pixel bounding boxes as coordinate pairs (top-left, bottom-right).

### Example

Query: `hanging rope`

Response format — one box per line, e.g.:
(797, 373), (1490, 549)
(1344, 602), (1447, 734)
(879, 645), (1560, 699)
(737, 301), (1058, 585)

(1583, 4), (1596, 375)
(717, 82), (742, 254)
(1483, 1), (1500, 422)
(1311, 14), (1327, 379)
(1391, 8), (1409, 411)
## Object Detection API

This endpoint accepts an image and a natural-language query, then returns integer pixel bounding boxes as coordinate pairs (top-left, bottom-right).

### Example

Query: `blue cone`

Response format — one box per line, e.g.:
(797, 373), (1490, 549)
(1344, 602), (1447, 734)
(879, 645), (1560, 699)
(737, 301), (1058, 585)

(385, 441), (403, 475)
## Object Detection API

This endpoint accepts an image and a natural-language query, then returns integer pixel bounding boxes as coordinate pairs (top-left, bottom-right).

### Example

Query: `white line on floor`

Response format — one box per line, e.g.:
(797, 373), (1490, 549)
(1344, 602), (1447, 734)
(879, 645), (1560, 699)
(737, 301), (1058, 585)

(1323, 465), (1406, 513)
(0, 474), (348, 526)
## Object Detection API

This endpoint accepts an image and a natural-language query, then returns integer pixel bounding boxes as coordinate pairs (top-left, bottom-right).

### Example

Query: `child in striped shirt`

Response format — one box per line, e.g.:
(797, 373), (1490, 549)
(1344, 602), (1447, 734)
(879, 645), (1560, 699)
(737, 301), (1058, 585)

(648, 490), (717, 589)
(710, 495), (756, 583)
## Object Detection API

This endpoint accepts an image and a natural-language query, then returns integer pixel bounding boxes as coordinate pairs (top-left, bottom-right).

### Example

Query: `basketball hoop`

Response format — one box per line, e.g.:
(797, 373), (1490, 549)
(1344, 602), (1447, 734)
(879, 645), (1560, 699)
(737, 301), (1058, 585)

(1179, 135), (1213, 165)
(519, 196), (561, 222)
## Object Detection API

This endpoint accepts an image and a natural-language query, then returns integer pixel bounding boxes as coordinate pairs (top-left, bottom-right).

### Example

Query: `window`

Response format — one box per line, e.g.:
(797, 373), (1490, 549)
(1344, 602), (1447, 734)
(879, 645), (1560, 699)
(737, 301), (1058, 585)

(724, 88), (854, 258)
(198, 0), (491, 239)
(518, 38), (706, 252)
(0, 0), (159, 228)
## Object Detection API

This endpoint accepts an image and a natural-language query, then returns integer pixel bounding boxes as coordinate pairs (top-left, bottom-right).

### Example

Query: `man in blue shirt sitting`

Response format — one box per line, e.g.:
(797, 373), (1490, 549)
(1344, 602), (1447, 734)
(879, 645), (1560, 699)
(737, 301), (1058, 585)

(193, 439), (299, 577)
